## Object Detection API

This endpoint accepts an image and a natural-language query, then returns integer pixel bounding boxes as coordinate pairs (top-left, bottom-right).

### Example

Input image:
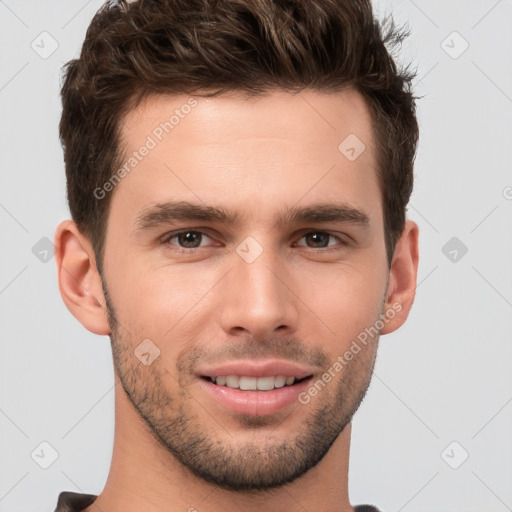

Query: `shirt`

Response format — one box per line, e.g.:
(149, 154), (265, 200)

(53, 491), (382, 511)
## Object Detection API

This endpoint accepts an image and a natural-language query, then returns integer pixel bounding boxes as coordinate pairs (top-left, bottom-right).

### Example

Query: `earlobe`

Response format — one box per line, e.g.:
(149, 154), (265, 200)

(380, 220), (419, 335)
(54, 220), (110, 336)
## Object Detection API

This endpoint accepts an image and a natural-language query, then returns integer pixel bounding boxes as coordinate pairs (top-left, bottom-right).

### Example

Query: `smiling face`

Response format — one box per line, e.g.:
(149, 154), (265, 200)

(91, 88), (399, 490)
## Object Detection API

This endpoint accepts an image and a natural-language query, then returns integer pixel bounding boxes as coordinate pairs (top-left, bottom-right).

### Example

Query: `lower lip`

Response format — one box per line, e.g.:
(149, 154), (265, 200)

(199, 377), (313, 416)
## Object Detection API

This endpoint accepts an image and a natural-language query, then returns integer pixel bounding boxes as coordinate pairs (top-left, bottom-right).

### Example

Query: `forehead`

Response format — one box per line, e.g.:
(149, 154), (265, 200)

(114, 88), (381, 224)
(121, 87), (375, 152)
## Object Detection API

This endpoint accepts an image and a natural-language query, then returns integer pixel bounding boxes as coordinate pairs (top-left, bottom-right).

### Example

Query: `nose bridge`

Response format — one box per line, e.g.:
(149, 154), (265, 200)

(219, 237), (299, 338)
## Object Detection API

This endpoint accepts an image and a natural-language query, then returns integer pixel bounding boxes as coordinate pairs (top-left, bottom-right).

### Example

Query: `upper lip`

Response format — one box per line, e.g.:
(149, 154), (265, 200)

(196, 360), (315, 380)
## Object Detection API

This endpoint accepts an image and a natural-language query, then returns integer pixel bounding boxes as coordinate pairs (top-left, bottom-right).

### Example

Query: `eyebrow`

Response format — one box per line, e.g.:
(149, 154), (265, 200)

(133, 200), (370, 234)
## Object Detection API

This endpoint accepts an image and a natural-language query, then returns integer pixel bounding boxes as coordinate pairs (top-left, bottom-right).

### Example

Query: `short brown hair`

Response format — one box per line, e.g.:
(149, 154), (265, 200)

(59, 0), (418, 272)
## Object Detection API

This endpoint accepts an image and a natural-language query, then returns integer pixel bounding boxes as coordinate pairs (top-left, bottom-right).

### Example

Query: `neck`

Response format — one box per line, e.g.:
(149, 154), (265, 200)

(88, 385), (355, 512)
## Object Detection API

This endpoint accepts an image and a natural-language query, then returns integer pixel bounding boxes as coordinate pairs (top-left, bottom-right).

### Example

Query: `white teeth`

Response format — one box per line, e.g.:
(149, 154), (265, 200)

(239, 376), (257, 390)
(256, 376), (275, 391)
(225, 375), (239, 388)
(274, 376), (286, 388)
(212, 375), (297, 390)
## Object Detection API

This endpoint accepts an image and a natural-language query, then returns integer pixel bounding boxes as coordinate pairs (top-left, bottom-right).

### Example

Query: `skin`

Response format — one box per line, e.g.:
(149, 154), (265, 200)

(55, 88), (419, 512)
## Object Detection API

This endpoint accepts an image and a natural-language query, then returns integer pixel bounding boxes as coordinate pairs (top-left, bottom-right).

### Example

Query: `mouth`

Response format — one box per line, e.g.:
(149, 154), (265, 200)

(196, 360), (316, 416)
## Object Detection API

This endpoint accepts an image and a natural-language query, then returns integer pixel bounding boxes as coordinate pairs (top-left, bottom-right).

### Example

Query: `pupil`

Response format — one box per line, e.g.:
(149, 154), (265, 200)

(179, 232), (200, 248)
(307, 232), (328, 248)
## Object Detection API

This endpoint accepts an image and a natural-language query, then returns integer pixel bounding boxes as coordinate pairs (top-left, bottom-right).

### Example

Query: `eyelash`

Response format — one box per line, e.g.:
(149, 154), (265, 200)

(160, 229), (349, 253)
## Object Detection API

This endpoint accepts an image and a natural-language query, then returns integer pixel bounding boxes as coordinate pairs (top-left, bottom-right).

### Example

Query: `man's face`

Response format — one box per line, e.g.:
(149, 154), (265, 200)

(101, 88), (390, 490)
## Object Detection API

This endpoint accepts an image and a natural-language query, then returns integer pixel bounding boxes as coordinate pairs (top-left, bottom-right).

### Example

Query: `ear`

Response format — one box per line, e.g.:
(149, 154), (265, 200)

(380, 220), (419, 335)
(54, 220), (110, 335)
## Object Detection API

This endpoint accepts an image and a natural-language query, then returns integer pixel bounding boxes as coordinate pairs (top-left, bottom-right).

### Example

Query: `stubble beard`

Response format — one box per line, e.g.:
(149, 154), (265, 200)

(102, 284), (379, 492)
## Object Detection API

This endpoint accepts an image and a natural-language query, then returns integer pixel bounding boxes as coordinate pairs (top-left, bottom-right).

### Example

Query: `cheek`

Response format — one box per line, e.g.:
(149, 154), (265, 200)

(107, 261), (219, 341)
(105, 241), (387, 351)
(300, 263), (386, 345)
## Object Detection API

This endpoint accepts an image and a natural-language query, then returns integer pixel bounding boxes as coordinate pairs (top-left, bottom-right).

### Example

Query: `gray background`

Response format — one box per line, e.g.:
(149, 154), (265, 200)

(0, 1), (511, 511)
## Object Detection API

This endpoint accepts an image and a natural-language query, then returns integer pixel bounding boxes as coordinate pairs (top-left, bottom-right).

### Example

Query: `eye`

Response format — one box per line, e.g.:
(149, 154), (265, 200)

(295, 231), (346, 249)
(160, 229), (348, 253)
(161, 230), (214, 249)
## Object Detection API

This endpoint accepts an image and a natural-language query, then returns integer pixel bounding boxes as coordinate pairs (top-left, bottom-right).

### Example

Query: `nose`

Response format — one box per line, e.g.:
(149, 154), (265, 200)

(218, 245), (300, 341)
